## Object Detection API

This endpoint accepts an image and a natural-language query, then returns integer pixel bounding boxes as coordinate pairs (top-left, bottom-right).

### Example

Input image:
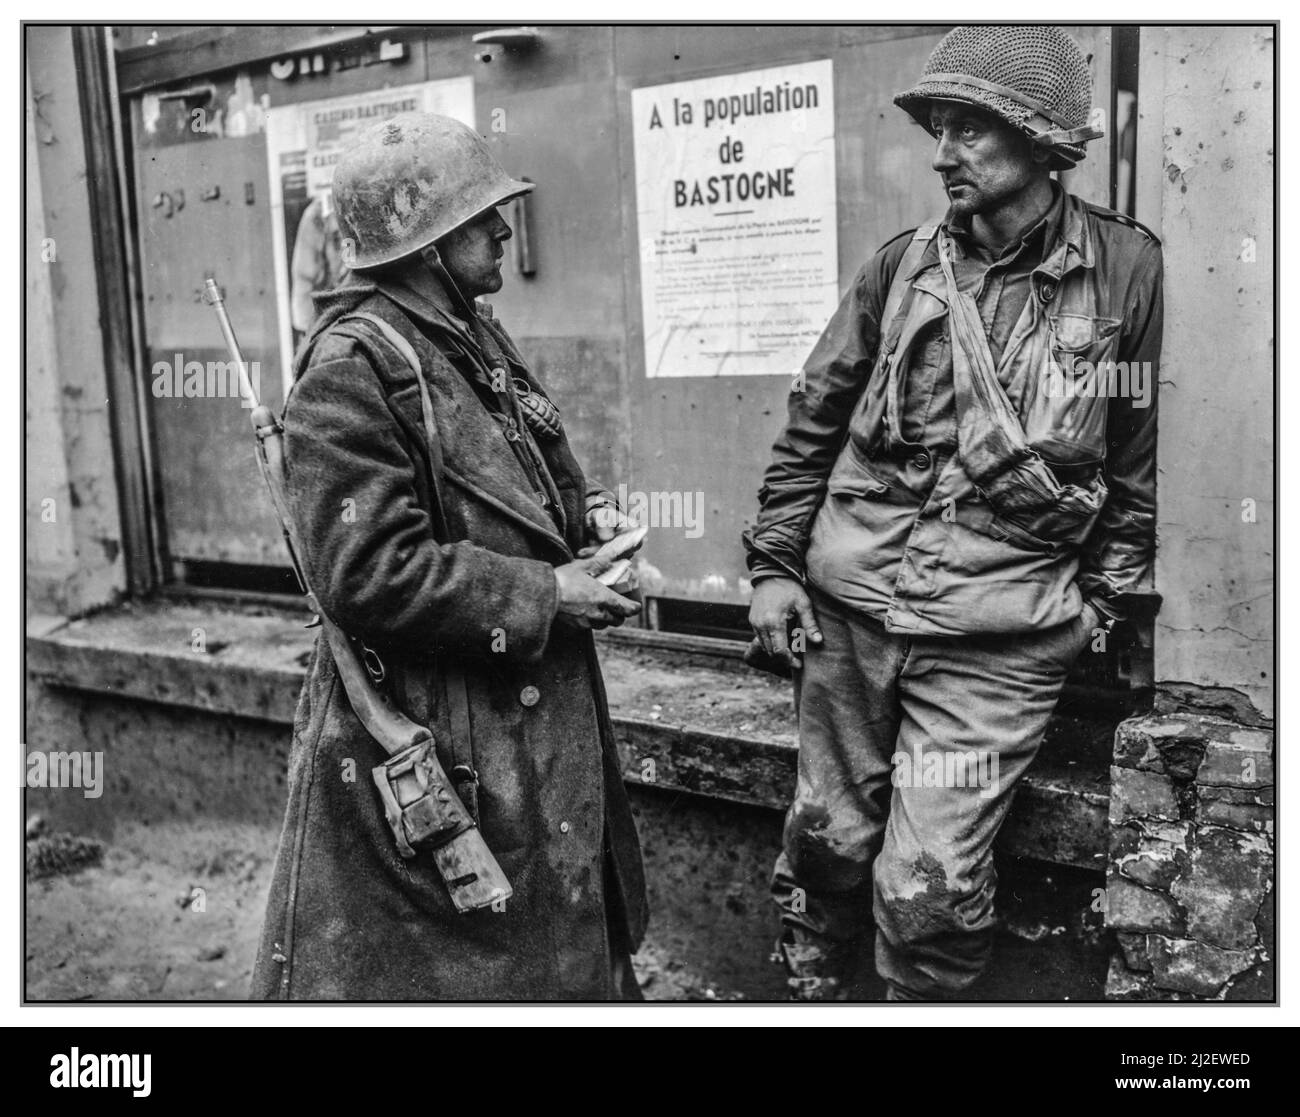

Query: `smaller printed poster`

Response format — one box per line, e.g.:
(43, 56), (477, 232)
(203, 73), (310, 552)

(265, 77), (475, 389)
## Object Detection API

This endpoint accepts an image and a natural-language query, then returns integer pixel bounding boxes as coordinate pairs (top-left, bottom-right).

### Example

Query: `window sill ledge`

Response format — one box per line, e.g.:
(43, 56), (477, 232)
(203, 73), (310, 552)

(27, 598), (1111, 870)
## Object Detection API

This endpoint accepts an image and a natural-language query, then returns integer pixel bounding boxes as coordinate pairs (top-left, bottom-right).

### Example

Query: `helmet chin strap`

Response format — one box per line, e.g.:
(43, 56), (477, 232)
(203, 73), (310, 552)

(420, 245), (479, 320)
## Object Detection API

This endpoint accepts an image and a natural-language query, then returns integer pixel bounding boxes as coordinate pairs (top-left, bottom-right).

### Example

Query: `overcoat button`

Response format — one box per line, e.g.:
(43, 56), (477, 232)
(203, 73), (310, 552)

(560, 821), (570, 834)
(911, 452), (931, 470)
(519, 685), (540, 707)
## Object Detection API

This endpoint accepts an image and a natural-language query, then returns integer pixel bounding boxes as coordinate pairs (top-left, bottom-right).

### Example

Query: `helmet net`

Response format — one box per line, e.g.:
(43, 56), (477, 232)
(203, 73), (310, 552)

(896, 25), (1095, 167)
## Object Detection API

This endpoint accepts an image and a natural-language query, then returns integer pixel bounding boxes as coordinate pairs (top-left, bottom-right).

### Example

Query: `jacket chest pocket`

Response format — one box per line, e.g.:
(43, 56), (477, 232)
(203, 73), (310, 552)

(826, 441), (894, 503)
(1050, 312), (1123, 366)
(826, 474), (888, 500)
(1023, 312), (1123, 465)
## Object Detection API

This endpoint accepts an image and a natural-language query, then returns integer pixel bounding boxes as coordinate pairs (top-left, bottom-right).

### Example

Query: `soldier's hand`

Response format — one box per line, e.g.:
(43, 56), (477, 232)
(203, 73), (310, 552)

(554, 555), (642, 629)
(579, 504), (636, 555)
(748, 576), (822, 670)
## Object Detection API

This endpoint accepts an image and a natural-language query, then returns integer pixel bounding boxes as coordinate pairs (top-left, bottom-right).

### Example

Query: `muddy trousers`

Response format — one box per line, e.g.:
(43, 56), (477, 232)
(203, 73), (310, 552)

(772, 587), (1091, 998)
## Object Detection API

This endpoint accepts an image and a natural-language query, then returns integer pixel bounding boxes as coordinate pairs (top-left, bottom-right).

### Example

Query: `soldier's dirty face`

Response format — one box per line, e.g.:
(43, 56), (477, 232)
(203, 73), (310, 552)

(927, 101), (1046, 218)
(436, 206), (513, 298)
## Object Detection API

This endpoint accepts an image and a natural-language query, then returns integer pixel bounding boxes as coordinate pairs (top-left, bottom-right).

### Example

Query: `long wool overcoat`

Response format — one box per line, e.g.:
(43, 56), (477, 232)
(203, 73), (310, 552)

(250, 274), (648, 1000)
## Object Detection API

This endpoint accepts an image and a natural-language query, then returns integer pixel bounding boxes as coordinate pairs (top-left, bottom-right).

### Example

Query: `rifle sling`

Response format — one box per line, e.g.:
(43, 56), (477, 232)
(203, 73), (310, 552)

(338, 311), (479, 815)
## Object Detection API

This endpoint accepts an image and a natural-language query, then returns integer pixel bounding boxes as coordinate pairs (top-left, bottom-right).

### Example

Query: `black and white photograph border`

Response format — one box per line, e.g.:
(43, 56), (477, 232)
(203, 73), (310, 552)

(10, 2), (1289, 1030)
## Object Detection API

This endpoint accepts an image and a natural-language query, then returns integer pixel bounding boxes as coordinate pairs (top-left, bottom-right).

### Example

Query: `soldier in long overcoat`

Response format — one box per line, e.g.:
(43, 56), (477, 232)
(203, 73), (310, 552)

(251, 114), (647, 1000)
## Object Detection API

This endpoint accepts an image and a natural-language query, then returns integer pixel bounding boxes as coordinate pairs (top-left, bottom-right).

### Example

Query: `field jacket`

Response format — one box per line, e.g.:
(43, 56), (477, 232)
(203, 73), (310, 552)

(744, 191), (1162, 635)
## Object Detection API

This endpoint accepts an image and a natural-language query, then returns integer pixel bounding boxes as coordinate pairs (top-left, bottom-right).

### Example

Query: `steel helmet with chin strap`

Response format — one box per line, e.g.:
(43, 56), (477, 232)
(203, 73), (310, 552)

(332, 113), (533, 271)
(895, 25), (1104, 170)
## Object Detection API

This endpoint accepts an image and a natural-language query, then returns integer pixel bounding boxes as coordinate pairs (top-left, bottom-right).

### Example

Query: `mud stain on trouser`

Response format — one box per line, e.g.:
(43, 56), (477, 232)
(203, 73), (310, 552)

(873, 849), (998, 998)
(772, 801), (878, 949)
(785, 801), (876, 888)
(771, 588), (1079, 995)
(770, 590), (907, 952)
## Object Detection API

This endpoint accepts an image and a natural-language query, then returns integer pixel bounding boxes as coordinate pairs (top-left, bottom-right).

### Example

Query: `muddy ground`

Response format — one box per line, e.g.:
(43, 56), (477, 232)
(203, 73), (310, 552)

(24, 818), (742, 1002)
(26, 816), (1110, 1003)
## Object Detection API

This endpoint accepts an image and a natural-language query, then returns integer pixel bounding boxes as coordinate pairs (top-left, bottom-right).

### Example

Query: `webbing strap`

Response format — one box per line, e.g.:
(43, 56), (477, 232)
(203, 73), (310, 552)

(879, 224), (941, 443)
(339, 310), (479, 816)
(880, 224), (940, 336)
(934, 231), (1032, 460)
(934, 230), (1077, 521)
(342, 311), (447, 536)
(926, 72), (1072, 130)
(444, 661), (478, 822)
(1025, 120), (1105, 147)
(934, 231), (1111, 538)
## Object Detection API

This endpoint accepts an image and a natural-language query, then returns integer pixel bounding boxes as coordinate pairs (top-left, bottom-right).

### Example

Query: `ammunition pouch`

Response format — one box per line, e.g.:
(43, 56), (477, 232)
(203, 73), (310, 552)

(372, 737), (476, 860)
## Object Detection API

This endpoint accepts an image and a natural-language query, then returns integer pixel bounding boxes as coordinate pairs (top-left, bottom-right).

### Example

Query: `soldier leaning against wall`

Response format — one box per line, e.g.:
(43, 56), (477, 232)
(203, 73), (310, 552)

(744, 25), (1162, 1001)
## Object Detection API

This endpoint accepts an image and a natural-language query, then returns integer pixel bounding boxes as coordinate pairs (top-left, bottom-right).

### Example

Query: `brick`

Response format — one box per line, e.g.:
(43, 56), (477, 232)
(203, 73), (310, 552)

(1105, 878), (1186, 935)
(1146, 935), (1258, 998)
(1113, 718), (1171, 773)
(1104, 955), (1184, 1001)
(1196, 786), (1274, 834)
(1154, 686), (1272, 730)
(1197, 783), (1275, 807)
(1108, 766), (1180, 825)
(1114, 819), (1192, 890)
(1170, 825), (1272, 950)
(1117, 932), (1152, 972)
(1114, 715), (1212, 780)
(1195, 729), (1274, 789)
(1104, 955), (1151, 1000)
(1256, 884), (1275, 956)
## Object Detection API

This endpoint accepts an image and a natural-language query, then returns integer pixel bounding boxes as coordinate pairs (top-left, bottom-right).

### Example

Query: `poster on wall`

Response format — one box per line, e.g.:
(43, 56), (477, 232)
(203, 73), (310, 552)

(631, 59), (837, 379)
(265, 77), (475, 390)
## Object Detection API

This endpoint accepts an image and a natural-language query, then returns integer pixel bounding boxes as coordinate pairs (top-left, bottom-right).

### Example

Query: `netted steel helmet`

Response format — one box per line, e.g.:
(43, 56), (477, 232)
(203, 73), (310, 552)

(895, 25), (1103, 169)
(332, 113), (533, 270)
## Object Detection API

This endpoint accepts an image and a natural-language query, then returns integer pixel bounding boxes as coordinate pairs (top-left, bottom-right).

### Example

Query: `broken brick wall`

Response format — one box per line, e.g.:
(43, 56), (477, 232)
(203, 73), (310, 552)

(1104, 710), (1273, 999)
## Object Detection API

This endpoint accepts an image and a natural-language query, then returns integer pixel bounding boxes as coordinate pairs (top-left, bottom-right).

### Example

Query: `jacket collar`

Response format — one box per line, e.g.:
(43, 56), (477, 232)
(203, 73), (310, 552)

(1033, 189), (1095, 282)
(361, 281), (574, 560)
(373, 268), (480, 349)
(300, 270), (573, 559)
(904, 183), (1093, 285)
